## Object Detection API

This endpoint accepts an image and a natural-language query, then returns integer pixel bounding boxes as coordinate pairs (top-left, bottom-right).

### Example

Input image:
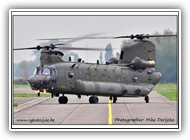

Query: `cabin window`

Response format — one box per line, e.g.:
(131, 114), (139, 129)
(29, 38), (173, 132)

(133, 76), (138, 83)
(67, 71), (74, 79)
(117, 75), (121, 82)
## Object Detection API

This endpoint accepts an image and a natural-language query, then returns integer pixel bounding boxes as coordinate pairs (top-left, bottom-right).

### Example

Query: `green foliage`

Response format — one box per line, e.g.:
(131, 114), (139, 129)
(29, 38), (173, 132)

(13, 103), (18, 108)
(154, 83), (177, 101)
(14, 60), (37, 80)
(13, 84), (30, 88)
(13, 79), (28, 85)
(14, 93), (51, 97)
(150, 29), (177, 83)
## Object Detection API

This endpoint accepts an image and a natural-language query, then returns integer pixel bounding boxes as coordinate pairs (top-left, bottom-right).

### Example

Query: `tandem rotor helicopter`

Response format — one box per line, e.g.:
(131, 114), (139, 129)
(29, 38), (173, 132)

(14, 34), (177, 104)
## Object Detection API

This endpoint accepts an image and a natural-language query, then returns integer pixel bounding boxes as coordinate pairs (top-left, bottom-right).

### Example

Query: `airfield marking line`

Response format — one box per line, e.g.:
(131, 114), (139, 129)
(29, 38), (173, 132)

(14, 97), (51, 114)
(60, 101), (84, 124)
(108, 99), (112, 125)
(123, 101), (136, 124)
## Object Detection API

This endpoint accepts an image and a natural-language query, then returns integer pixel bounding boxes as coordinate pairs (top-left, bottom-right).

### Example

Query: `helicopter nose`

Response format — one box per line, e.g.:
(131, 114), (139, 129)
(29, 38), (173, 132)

(27, 75), (52, 89)
(40, 76), (52, 85)
(27, 75), (41, 88)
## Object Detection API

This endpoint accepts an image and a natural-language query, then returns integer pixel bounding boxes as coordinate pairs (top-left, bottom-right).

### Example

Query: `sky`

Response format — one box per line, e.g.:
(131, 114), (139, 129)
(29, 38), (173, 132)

(13, 12), (177, 63)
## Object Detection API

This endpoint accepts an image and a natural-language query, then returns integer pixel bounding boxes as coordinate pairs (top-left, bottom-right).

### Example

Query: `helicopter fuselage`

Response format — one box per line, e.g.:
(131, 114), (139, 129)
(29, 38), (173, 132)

(54, 62), (161, 96)
(28, 62), (162, 101)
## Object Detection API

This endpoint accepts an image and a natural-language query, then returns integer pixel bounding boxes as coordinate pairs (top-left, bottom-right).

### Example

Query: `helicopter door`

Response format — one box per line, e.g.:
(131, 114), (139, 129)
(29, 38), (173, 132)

(67, 71), (75, 90)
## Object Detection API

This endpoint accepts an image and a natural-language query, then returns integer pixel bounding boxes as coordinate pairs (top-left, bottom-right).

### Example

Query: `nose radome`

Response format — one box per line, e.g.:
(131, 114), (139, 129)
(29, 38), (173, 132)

(27, 75), (40, 86)
(28, 75), (53, 89)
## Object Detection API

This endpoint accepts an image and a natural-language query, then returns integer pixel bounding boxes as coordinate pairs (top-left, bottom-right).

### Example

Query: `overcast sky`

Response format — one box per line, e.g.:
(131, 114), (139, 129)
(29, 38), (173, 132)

(13, 14), (177, 63)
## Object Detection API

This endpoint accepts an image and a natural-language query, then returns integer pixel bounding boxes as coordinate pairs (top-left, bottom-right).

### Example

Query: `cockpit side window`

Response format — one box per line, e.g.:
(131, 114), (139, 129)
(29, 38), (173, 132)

(37, 69), (43, 74)
(33, 68), (37, 75)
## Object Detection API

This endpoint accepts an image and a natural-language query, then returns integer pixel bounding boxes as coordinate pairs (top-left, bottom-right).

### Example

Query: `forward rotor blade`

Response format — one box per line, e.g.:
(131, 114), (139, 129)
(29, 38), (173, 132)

(38, 34), (177, 41)
(39, 36), (117, 40)
(13, 46), (42, 50)
(58, 47), (106, 51)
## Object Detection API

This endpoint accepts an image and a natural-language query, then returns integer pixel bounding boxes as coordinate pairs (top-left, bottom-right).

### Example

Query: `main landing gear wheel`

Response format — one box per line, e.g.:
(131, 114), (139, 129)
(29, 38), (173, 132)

(58, 96), (68, 104)
(145, 96), (149, 103)
(89, 96), (99, 104)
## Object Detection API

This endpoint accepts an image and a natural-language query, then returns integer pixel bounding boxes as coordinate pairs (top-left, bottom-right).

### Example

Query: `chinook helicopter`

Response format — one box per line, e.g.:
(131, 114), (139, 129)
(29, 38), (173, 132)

(14, 34), (176, 104)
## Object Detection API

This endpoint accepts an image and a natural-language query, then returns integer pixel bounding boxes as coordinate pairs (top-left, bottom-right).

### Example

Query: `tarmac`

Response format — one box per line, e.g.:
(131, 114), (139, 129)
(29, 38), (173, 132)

(12, 90), (178, 126)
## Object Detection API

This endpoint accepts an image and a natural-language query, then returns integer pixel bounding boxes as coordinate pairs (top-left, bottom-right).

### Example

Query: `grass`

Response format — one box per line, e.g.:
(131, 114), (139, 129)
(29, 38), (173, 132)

(13, 103), (18, 108)
(14, 93), (51, 97)
(13, 84), (30, 88)
(153, 83), (177, 101)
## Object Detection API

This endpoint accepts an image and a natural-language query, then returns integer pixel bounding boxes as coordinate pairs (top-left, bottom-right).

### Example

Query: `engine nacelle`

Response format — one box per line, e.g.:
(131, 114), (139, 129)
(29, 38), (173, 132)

(108, 57), (119, 64)
(130, 57), (155, 69)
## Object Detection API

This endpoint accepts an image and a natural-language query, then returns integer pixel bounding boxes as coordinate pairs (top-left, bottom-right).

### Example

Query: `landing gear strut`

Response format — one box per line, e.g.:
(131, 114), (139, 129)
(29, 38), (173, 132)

(89, 96), (99, 104)
(37, 92), (40, 97)
(58, 95), (68, 104)
(144, 96), (149, 103)
(109, 96), (112, 101)
(78, 95), (81, 99)
(113, 96), (117, 103)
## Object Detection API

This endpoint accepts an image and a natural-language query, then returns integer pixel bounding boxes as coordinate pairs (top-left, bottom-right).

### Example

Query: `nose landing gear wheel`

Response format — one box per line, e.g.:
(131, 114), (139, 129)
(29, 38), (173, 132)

(89, 96), (99, 104)
(58, 96), (68, 104)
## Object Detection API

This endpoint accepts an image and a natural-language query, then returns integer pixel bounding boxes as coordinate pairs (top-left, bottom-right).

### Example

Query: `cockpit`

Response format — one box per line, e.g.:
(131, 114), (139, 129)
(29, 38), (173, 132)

(36, 67), (50, 75)
(33, 65), (57, 77)
(28, 65), (58, 90)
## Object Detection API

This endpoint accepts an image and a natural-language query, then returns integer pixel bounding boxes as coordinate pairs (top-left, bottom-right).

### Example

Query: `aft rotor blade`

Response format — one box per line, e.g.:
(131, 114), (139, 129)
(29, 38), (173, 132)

(38, 33), (104, 42)
(38, 34), (177, 41)
(115, 34), (177, 39)
(39, 36), (117, 40)
(143, 34), (177, 38)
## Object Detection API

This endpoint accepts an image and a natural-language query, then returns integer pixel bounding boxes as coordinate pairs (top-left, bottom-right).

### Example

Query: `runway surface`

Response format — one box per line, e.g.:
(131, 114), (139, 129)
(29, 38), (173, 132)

(13, 91), (178, 125)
